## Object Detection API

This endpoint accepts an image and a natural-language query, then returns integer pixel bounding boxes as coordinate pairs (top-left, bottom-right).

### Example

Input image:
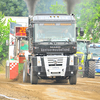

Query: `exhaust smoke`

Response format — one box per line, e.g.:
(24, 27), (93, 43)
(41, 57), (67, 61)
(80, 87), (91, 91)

(24, 0), (39, 15)
(63, 0), (80, 15)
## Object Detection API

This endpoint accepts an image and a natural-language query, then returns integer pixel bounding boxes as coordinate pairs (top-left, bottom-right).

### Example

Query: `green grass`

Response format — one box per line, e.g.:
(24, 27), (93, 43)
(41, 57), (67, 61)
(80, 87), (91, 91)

(0, 59), (7, 74)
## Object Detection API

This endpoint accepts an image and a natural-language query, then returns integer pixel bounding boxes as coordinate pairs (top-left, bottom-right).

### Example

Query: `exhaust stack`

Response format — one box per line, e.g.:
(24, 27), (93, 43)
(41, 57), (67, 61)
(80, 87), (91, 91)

(63, 0), (81, 15)
(24, 0), (39, 15)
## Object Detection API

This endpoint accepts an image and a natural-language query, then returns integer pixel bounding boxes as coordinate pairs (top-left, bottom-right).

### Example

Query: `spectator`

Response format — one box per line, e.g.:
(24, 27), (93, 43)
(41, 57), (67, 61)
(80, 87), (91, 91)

(10, 56), (14, 60)
(20, 41), (28, 51)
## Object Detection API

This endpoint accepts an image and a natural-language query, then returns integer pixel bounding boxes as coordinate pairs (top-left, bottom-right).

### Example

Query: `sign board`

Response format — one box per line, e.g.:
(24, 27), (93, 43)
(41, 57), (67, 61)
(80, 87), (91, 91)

(15, 27), (27, 37)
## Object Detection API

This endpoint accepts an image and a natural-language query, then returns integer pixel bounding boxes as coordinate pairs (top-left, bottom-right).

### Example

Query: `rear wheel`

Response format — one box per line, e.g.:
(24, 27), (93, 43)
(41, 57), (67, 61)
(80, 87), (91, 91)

(30, 65), (38, 84)
(88, 60), (95, 78)
(23, 61), (30, 83)
(69, 74), (77, 85)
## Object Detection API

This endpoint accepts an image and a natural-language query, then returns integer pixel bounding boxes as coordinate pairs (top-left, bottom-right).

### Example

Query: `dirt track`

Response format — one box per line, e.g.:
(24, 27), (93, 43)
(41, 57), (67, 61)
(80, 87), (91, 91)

(0, 74), (100, 100)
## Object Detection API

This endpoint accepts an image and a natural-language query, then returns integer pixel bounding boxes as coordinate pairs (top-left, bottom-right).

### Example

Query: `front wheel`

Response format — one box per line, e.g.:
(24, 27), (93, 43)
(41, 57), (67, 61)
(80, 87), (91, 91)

(69, 74), (77, 85)
(23, 61), (30, 83)
(30, 66), (38, 84)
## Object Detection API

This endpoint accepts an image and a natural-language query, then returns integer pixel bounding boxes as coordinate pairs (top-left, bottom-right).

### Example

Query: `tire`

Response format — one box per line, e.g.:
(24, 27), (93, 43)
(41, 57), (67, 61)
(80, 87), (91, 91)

(23, 61), (30, 83)
(88, 60), (95, 78)
(30, 65), (38, 84)
(83, 68), (88, 77)
(69, 74), (77, 85)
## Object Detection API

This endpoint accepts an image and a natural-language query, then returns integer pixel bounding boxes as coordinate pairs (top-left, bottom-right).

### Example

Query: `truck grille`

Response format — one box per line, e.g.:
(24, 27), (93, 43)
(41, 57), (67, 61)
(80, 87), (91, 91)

(47, 57), (63, 66)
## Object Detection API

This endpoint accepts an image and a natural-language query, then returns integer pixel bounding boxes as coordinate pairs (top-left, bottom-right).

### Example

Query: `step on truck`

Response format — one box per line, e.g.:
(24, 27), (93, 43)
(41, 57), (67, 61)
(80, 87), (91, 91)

(23, 14), (84, 85)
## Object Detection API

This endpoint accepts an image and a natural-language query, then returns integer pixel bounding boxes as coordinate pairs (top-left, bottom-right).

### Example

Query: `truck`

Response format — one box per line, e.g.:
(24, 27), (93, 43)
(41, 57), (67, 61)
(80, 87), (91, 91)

(23, 14), (84, 85)
(76, 40), (95, 78)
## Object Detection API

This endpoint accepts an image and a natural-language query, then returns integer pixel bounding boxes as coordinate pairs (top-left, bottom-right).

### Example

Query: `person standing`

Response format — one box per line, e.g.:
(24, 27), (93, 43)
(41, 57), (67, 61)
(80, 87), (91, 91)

(20, 41), (28, 51)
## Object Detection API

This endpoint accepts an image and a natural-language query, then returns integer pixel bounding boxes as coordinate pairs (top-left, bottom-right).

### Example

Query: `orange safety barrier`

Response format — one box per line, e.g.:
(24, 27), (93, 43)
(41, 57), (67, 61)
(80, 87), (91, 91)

(19, 56), (26, 63)
(10, 62), (18, 79)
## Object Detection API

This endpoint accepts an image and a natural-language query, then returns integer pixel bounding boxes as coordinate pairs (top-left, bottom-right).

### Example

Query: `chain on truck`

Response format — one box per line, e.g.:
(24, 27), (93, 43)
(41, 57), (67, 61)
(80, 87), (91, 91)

(23, 14), (84, 85)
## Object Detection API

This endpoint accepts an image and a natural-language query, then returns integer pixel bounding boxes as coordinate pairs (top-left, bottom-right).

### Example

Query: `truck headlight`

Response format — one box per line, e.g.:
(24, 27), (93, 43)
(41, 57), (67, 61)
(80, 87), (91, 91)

(37, 57), (42, 66)
(69, 55), (74, 65)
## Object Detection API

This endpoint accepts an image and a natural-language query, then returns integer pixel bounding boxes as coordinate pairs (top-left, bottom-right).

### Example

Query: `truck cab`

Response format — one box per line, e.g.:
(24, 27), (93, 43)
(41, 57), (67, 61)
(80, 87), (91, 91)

(23, 14), (83, 84)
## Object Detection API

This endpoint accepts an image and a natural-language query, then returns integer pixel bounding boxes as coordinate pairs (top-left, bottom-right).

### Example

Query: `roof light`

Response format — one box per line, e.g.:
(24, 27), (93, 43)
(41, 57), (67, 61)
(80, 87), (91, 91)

(60, 23), (71, 26)
(57, 16), (59, 18)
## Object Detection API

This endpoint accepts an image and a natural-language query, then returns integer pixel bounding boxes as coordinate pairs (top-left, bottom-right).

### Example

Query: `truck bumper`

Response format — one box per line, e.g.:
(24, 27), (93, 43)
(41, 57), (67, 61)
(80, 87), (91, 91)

(65, 65), (78, 76)
(31, 55), (78, 77)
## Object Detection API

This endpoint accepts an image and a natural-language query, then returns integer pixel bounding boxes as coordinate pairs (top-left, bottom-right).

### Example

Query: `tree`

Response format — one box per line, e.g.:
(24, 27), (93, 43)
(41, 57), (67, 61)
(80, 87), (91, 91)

(35, 0), (64, 14)
(0, 0), (28, 16)
(74, 0), (100, 43)
(0, 12), (16, 63)
(50, 1), (67, 14)
(0, 0), (64, 16)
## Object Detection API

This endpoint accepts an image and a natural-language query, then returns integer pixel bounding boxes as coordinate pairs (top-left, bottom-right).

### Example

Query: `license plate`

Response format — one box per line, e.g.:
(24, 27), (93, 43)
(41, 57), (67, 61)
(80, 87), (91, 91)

(52, 67), (59, 69)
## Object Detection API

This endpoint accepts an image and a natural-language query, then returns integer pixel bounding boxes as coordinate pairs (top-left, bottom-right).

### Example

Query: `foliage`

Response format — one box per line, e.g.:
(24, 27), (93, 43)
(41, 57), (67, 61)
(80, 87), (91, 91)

(0, 0), (28, 16)
(50, 1), (67, 14)
(35, 0), (64, 14)
(0, 0), (64, 16)
(74, 0), (100, 43)
(0, 59), (7, 73)
(0, 12), (16, 63)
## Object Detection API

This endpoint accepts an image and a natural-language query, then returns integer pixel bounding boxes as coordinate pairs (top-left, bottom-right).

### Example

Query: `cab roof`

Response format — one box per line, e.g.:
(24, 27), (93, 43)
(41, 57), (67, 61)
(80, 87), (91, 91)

(31, 14), (76, 24)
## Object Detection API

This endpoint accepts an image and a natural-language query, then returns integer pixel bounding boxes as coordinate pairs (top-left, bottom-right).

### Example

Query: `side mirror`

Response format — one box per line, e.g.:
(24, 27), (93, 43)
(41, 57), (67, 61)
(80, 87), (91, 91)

(76, 27), (78, 37)
(26, 28), (29, 35)
(30, 27), (33, 37)
(80, 27), (84, 36)
(26, 28), (29, 40)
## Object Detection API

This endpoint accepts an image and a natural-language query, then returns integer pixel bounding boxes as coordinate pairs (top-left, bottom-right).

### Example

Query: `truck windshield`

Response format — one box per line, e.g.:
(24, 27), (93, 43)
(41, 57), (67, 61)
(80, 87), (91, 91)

(88, 48), (100, 57)
(77, 42), (87, 53)
(34, 24), (76, 42)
